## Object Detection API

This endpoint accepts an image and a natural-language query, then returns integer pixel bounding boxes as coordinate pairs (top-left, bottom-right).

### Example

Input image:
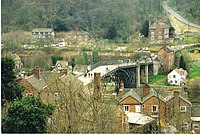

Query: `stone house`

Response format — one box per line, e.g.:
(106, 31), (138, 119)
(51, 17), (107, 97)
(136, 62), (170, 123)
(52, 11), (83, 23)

(191, 105), (200, 133)
(149, 20), (169, 44)
(76, 31), (90, 42)
(20, 68), (63, 97)
(10, 53), (23, 70)
(119, 86), (192, 132)
(52, 60), (68, 73)
(32, 28), (54, 38)
(157, 46), (175, 69)
(167, 68), (188, 86)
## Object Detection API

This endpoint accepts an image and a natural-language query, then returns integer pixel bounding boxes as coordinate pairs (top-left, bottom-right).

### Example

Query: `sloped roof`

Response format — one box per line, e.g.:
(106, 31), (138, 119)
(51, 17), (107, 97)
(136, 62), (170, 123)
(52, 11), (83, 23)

(157, 46), (174, 54)
(32, 28), (53, 33)
(25, 72), (63, 91)
(55, 60), (68, 68)
(191, 105), (200, 117)
(149, 20), (169, 30)
(120, 88), (190, 104)
(10, 53), (21, 61)
(120, 89), (142, 103)
(174, 68), (187, 76)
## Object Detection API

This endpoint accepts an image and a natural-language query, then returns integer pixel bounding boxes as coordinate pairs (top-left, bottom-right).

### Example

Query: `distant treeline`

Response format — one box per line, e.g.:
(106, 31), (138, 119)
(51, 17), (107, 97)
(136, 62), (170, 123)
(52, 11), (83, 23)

(2, 0), (167, 41)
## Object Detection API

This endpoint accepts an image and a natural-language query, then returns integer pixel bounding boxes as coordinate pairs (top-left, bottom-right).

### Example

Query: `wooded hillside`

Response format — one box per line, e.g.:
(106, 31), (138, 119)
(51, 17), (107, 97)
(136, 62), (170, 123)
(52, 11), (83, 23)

(2, 0), (164, 41)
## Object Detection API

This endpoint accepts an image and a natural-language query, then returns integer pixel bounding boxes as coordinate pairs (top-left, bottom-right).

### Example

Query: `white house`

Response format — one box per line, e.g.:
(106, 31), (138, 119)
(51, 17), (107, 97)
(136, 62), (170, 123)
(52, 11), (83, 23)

(167, 68), (188, 86)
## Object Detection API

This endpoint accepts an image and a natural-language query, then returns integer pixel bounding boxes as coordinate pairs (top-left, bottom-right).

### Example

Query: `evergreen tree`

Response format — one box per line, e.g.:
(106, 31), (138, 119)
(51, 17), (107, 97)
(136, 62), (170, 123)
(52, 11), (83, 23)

(1, 57), (24, 104)
(51, 56), (63, 65)
(83, 51), (89, 65)
(92, 50), (100, 64)
(2, 96), (54, 133)
(70, 57), (76, 73)
(179, 55), (186, 70)
(140, 20), (149, 37)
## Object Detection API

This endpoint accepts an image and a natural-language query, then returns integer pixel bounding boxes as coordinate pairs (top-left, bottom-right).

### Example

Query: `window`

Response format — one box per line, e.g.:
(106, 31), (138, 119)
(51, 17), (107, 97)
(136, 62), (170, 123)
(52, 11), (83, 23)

(173, 75), (176, 78)
(170, 80), (173, 83)
(158, 35), (163, 39)
(135, 105), (141, 112)
(26, 93), (33, 96)
(193, 124), (199, 129)
(54, 93), (60, 100)
(142, 104), (145, 108)
(152, 105), (158, 112)
(124, 105), (129, 112)
(182, 123), (188, 130)
(175, 80), (178, 84)
(180, 106), (186, 112)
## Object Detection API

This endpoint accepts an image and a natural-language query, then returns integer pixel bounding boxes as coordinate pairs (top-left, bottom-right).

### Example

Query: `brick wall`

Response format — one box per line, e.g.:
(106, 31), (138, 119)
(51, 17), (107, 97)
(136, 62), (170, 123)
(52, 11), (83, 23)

(120, 96), (141, 112)
(20, 79), (39, 96)
(143, 96), (166, 121)
(157, 48), (175, 68)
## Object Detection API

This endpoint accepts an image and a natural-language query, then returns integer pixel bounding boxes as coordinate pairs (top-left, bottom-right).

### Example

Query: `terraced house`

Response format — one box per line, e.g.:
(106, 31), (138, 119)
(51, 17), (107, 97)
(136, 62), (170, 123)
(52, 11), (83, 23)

(119, 86), (192, 132)
(32, 28), (55, 38)
(20, 68), (63, 97)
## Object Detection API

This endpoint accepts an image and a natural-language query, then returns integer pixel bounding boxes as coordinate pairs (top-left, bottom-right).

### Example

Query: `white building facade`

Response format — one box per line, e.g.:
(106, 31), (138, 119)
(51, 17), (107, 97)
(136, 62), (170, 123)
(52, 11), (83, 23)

(168, 68), (187, 86)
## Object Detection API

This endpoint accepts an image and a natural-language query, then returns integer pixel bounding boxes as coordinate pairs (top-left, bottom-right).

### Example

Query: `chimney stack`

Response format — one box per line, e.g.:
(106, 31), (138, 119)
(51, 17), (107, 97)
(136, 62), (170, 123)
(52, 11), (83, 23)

(118, 80), (124, 100)
(33, 67), (41, 79)
(94, 73), (102, 100)
(173, 90), (180, 114)
(143, 84), (150, 96)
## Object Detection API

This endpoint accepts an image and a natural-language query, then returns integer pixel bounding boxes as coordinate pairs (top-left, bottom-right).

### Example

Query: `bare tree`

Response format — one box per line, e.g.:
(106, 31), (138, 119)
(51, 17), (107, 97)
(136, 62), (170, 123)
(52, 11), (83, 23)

(44, 75), (120, 133)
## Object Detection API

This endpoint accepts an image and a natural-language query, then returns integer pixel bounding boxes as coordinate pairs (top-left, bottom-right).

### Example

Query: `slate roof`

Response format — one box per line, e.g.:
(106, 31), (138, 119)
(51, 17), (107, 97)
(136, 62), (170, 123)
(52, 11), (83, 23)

(121, 89), (142, 102)
(120, 88), (191, 104)
(32, 28), (53, 33)
(149, 20), (169, 30)
(55, 60), (68, 68)
(25, 72), (63, 91)
(157, 46), (174, 54)
(174, 68), (187, 76)
(191, 105), (200, 117)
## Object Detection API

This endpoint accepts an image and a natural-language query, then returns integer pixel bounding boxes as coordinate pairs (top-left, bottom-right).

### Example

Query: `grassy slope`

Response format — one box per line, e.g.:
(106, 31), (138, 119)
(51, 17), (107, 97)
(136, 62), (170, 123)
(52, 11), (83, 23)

(148, 74), (167, 85)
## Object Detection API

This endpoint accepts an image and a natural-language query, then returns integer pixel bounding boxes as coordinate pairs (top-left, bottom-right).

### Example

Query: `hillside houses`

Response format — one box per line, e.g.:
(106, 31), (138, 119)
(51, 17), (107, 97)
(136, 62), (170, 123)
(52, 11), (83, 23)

(157, 45), (175, 69)
(149, 20), (169, 44)
(32, 28), (55, 39)
(20, 68), (63, 97)
(119, 86), (192, 132)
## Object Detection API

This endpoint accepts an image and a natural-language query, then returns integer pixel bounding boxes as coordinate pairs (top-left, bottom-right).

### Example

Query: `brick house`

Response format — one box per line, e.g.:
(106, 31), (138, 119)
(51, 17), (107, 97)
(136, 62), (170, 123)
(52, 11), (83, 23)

(191, 105), (200, 133)
(157, 46), (175, 69)
(119, 86), (192, 132)
(20, 68), (63, 97)
(40, 74), (86, 104)
(167, 68), (188, 86)
(149, 20), (169, 44)
(32, 28), (54, 38)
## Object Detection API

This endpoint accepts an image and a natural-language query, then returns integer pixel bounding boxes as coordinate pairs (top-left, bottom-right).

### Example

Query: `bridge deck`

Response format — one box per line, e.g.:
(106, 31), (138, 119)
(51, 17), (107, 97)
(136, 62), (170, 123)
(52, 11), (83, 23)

(78, 61), (152, 85)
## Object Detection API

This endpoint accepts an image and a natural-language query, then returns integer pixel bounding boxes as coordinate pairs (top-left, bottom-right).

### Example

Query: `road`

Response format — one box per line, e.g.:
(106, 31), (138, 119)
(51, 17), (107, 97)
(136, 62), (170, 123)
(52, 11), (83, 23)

(163, 1), (200, 29)
(170, 42), (200, 52)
